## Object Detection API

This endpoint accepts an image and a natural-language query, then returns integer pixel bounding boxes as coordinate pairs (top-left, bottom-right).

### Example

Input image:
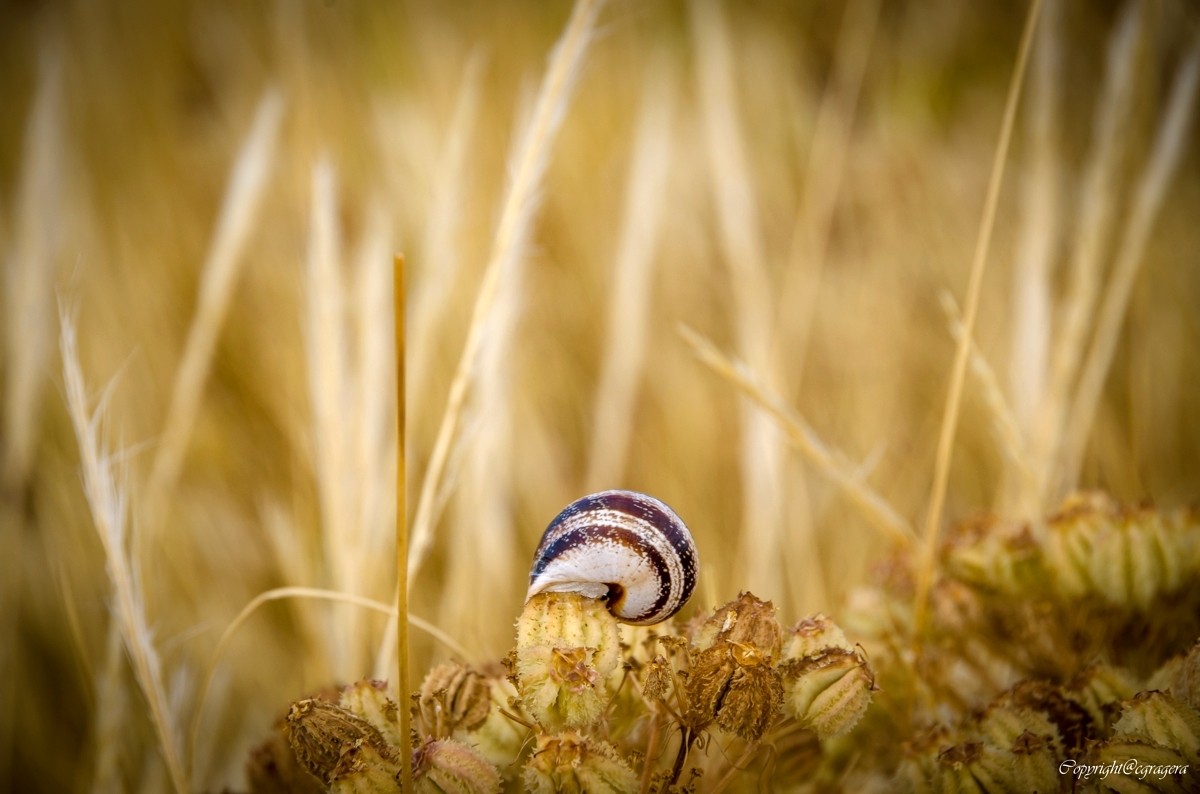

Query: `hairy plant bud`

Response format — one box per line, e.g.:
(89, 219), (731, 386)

(510, 591), (621, 731)
(521, 732), (637, 794)
(418, 662), (492, 738)
(412, 737), (502, 794)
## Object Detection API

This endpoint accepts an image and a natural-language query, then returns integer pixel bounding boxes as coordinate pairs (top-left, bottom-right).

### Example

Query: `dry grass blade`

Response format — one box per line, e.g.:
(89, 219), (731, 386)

(680, 325), (916, 548)
(404, 0), (606, 582)
(586, 58), (675, 489)
(3, 43), (63, 488)
(1060, 38), (1200, 492)
(1032, 1), (1143, 504)
(914, 0), (1042, 633)
(147, 90), (285, 517)
(60, 310), (188, 794)
(692, 0), (790, 602)
(939, 292), (1037, 496)
(188, 585), (468, 784)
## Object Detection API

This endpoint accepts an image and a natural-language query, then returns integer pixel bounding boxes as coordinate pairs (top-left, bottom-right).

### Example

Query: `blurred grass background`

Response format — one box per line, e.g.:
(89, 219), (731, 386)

(1, 0), (1198, 790)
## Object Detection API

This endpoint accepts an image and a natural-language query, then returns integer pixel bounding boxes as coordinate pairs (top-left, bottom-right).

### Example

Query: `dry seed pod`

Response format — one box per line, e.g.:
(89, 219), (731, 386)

(691, 592), (783, 657)
(511, 590), (622, 731)
(526, 490), (698, 626)
(685, 640), (784, 741)
(417, 662), (491, 738)
(521, 731), (638, 794)
(412, 737), (502, 794)
(781, 648), (875, 740)
(456, 672), (525, 768)
(339, 679), (403, 749)
(285, 699), (398, 787)
(1111, 691), (1200, 766)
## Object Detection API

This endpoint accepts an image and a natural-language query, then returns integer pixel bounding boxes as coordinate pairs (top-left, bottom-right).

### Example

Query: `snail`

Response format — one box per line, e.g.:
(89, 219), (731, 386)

(526, 490), (699, 626)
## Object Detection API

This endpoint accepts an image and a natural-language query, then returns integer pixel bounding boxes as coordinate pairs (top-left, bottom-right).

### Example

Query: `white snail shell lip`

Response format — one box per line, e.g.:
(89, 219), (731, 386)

(526, 490), (699, 626)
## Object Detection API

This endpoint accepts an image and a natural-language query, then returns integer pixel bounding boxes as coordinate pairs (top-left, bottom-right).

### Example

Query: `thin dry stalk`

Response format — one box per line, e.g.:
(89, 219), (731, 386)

(409, 53), (483, 413)
(939, 292), (1037, 496)
(93, 621), (126, 794)
(403, 0), (606, 582)
(586, 59), (675, 489)
(1032, 2), (1143, 505)
(146, 90), (284, 517)
(681, 326), (916, 548)
(305, 159), (356, 674)
(691, 0), (791, 603)
(774, 0), (880, 382)
(1060, 39), (1200, 491)
(393, 254), (412, 791)
(1007, 0), (1061, 443)
(3, 43), (63, 487)
(188, 585), (468, 782)
(915, 0), (1042, 633)
(61, 311), (188, 794)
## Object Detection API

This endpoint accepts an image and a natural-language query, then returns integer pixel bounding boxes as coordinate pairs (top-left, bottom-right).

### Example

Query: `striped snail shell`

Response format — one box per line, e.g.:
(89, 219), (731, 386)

(526, 490), (699, 626)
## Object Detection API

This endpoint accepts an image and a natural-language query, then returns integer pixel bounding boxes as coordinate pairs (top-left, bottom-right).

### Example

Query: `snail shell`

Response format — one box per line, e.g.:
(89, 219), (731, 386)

(526, 490), (699, 626)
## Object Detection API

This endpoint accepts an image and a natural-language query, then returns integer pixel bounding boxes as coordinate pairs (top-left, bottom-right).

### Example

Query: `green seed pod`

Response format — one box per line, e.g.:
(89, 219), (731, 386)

(1081, 738), (1192, 794)
(412, 737), (502, 794)
(521, 731), (638, 794)
(512, 591), (621, 731)
(1067, 663), (1140, 730)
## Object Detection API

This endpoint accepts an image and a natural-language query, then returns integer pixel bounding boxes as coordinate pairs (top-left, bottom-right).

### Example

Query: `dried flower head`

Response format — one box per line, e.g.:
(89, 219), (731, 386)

(522, 731), (638, 794)
(510, 591), (621, 731)
(411, 737), (503, 794)
(284, 699), (399, 789)
(417, 662), (492, 738)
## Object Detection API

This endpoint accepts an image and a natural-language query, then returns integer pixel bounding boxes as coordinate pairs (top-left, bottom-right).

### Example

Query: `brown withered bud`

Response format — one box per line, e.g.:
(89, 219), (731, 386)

(690, 592), (783, 658)
(684, 640), (783, 741)
(285, 699), (398, 786)
(641, 654), (674, 703)
(417, 661), (492, 738)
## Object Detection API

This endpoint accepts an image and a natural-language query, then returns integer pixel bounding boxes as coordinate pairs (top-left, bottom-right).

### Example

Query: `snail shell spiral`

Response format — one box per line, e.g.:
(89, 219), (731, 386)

(526, 490), (699, 626)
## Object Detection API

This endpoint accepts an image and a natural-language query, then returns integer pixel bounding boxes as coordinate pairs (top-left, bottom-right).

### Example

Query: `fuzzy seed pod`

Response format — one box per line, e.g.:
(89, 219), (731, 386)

(1081, 738), (1192, 794)
(412, 737), (502, 794)
(285, 699), (399, 788)
(691, 592), (783, 657)
(781, 647), (875, 740)
(339, 680), (404, 749)
(1111, 691), (1200, 766)
(417, 662), (492, 738)
(685, 640), (784, 740)
(781, 613), (875, 740)
(511, 590), (621, 731)
(1066, 663), (1140, 731)
(521, 732), (638, 794)
(453, 671), (524, 769)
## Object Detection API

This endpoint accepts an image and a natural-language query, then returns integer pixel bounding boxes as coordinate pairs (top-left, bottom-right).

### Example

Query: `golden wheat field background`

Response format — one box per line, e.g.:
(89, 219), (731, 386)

(2, 0), (1200, 791)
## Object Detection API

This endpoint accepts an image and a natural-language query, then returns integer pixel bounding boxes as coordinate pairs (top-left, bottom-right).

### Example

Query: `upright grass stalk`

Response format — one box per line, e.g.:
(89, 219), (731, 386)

(146, 90), (284, 520)
(1060, 40), (1200, 491)
(61, 312), (188, 794)
(394, 254), (412, 792)
(3, 42), (63, 489)
(585, 59), (675, 490)
(380, 0), (606, 677)
(914, 0), (1042, 634)
(691, 0), (790, 604)
(1031, 2), (1144, 506)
